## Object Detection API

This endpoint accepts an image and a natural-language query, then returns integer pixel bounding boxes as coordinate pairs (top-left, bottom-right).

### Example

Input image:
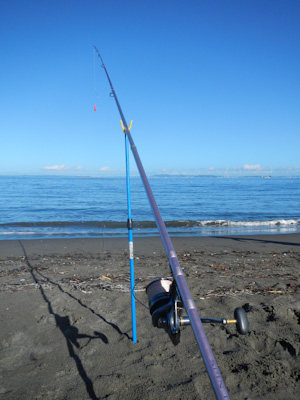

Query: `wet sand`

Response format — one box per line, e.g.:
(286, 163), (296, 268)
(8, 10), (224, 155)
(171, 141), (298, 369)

(0, 234), (300, 399)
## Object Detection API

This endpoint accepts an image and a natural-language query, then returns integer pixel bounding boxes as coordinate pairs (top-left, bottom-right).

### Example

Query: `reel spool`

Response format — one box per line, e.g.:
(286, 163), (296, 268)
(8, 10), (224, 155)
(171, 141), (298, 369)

(146, 279), (182, 345)
(146, 278), (249, 345)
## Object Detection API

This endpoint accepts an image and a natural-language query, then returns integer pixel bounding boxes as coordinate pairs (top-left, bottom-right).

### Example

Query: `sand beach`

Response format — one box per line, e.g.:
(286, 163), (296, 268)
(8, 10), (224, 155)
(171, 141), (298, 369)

(0, 234), (300, 399)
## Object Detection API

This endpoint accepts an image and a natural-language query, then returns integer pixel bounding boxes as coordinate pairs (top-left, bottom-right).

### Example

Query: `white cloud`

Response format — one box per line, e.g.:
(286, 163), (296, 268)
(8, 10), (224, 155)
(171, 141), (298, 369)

(41, 165), (83, 171)
(242, 164), (263, 171)
(98, 166), (116, 172)
(41, 165), (70, 171)
(279, 166), (300, 171)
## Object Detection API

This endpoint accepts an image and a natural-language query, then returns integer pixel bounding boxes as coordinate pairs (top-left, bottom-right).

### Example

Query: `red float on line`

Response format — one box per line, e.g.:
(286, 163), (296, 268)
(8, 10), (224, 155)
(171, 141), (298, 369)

(94, 105), (96, 111)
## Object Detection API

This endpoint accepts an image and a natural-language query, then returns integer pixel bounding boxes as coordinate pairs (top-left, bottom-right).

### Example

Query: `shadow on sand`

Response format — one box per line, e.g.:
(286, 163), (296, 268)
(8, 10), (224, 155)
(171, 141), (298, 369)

(213, 235), (300, 248)
(18, 241), (131, 400)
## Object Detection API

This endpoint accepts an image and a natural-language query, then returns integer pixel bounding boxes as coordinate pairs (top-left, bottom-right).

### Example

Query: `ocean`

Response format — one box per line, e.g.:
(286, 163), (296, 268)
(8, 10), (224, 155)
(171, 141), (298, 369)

(0, 175), (299, 240)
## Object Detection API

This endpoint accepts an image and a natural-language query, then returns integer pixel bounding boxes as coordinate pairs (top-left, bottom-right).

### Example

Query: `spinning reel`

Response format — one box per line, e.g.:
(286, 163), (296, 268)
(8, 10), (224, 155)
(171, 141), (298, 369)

(146, 278), (249, 346)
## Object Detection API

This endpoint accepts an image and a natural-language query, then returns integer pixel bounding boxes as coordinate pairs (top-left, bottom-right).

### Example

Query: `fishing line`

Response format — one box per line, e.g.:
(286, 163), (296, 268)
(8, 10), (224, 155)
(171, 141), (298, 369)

(93, 49), (100, 98)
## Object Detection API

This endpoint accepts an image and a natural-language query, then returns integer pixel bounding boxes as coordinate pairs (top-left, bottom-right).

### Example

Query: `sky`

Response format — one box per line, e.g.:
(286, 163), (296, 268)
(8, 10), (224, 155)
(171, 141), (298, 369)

(1, 0), (299, 177)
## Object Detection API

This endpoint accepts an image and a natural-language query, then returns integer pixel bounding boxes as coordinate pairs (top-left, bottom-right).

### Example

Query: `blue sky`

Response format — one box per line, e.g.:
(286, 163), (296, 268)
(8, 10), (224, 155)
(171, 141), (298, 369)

(1, 0), (299, 177)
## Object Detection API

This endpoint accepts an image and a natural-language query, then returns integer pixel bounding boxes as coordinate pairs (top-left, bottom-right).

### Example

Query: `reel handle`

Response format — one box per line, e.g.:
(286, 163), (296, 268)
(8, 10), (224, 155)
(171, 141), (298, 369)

(180, 308), (249, 335)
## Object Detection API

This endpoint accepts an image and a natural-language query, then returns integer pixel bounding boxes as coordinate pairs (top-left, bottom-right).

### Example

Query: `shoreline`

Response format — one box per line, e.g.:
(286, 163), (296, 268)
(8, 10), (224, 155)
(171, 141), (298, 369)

(1, 232), (300, 399)
(0, 232), (300, 258)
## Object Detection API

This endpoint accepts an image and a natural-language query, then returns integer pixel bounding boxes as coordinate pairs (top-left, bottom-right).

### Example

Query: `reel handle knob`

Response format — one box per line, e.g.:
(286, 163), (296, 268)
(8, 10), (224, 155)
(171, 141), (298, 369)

(234, 307), (249, 335)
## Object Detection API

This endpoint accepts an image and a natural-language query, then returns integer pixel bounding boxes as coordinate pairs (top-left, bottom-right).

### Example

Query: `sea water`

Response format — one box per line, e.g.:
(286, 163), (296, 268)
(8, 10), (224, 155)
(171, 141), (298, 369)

(0, 175), (299, 240)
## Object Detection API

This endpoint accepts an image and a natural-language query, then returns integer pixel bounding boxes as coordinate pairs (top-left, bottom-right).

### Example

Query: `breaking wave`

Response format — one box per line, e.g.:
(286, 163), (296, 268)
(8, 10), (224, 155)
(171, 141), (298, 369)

(0, 219), (299, 240)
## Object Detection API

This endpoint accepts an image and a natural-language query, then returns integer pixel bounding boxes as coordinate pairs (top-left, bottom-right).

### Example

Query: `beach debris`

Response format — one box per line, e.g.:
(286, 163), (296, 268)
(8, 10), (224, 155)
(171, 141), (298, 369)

(210, 264), (230, 270)
(204, 284), (297, 298)
(1, 282), (53, 292)
(29, 352), (37, 361)
(100, 274), (112, 281)
(66, 272), (143, 293)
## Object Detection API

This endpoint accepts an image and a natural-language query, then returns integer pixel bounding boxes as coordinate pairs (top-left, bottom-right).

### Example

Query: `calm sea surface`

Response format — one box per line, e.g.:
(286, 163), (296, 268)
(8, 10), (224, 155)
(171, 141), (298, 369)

(0, 175), (299, 240)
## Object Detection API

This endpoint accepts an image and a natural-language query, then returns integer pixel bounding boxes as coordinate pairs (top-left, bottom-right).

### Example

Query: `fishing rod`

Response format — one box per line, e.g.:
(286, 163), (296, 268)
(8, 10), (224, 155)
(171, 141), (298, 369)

(123, 119), (137, 344)
(94, 46), (248, 400)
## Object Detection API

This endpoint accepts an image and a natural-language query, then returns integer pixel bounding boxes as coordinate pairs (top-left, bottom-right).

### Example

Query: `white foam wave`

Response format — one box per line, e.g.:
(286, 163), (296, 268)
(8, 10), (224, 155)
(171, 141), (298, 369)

(197, 219), (300, 227)
(0, 231), (36, 235)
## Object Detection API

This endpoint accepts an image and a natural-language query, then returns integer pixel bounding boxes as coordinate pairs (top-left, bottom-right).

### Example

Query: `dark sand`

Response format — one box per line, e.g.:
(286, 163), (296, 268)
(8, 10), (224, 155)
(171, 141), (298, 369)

(0, 234), (299, 399)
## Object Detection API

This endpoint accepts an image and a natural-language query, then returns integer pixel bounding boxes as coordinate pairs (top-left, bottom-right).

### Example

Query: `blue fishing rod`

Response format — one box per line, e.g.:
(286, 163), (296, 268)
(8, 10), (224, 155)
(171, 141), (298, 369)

(93, 48), (137, 343)
(122, 118), (137, 344)
(94, 46), (248, 400)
